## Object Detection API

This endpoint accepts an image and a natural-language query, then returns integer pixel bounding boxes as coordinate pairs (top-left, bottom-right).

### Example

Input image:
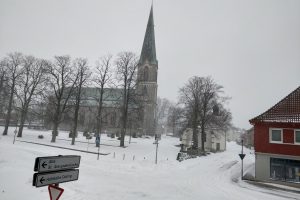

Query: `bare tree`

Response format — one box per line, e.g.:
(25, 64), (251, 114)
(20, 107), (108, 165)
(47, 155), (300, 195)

(2, 52), (24, 136)
(167, 104), (184, 136)
(179, 77), (203, 149)
(155, 97), (171, 135)
(197, 77), (231, 152)
(15, 56), (47, 137)
(0, 60), (9, 116)
(115, 52), (138, 147)
(47, 56), (78, 142)
(179, 76), (231, 152)
(71, 58), (90, 145)
(93, 55), (113, 147)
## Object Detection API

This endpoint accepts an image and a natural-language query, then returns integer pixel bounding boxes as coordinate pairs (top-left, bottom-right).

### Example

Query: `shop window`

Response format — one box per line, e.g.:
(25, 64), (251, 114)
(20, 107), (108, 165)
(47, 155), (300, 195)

(269, 128), (282, 143)
(270, 158), (300, 183)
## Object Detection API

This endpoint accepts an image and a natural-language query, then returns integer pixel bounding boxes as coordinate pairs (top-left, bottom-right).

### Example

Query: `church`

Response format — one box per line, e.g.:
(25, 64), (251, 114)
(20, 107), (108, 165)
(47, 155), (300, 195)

(59, 5), (158, 136)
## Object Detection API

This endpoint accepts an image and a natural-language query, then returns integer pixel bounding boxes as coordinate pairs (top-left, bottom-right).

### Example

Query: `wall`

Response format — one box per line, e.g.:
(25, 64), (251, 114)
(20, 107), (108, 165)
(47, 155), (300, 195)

(255, 153), (270, 181)
(255, 152), (300, 183)
(254, 122), (300, 156)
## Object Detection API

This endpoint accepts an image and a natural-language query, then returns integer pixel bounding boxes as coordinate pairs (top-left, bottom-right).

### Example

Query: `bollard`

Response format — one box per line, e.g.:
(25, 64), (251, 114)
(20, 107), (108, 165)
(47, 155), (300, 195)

(123, 154), (125, 160)
(113, 152), (115, 158)
(133, 155), (135, 161)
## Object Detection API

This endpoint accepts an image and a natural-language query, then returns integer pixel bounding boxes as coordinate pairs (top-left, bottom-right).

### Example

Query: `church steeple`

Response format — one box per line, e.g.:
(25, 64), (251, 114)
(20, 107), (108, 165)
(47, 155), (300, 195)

(139, 5), (157, 65)
(137, 4), (158, 136)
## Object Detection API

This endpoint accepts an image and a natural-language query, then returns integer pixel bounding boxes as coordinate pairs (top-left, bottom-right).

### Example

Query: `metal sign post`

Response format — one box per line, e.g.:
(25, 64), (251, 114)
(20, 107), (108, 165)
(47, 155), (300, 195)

(153, 138), (159, 164)
(238, 140), (246, 180)
(32, 155), (81, 199)
(34, 155), (80, 173)
(33, 169), (79, 187)
(96, 134), (101, 160)
(13, 129), (17, 144)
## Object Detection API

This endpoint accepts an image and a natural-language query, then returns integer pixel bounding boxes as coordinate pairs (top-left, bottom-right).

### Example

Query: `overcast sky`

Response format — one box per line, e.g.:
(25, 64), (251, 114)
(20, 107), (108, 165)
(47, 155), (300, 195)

(0, 0), (299, 129)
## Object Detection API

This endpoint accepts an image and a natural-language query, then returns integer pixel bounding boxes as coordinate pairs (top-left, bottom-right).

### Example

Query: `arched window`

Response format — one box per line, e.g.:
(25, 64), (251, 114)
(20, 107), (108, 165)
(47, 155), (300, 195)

(144, 66), (149, 81)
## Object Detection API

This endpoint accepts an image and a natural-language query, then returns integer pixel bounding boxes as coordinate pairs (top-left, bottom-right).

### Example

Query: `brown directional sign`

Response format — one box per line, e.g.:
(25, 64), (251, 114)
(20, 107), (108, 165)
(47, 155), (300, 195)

(34, 155), (81, 173)
(33, 169), (79, 187)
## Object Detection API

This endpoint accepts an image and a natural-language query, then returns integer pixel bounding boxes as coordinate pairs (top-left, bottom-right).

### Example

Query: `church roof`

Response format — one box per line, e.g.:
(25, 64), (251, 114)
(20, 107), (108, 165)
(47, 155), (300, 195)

(77, 87), (123, 107)
(250, 86), (300, 124)
(72, 87), (137, 108)
(139, 5), (157, 65)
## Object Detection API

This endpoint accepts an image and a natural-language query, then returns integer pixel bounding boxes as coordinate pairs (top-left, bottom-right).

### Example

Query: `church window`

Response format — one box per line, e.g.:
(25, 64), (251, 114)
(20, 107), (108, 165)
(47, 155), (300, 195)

(144, 66), (149, 81)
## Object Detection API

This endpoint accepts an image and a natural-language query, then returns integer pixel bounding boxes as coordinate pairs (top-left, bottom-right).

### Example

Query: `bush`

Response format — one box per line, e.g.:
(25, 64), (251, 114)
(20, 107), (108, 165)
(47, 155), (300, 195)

(83, 131), (87, 137)
(38, 135), (44, 139)
(86, 133), (92, 140)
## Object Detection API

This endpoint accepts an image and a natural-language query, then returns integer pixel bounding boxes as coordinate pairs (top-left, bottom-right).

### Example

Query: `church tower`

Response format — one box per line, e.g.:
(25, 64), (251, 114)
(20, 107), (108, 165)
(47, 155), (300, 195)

(137, 5), (158, 135)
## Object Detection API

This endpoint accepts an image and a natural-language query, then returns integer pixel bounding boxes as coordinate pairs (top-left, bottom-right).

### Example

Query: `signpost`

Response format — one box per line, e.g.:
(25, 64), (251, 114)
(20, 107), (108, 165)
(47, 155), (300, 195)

(239, 140), (246, 180)
(34, 155), (80, 173)
(153, 137), (159, 164)
(33, 169), (79, 187)
(33, 155), (81, 199)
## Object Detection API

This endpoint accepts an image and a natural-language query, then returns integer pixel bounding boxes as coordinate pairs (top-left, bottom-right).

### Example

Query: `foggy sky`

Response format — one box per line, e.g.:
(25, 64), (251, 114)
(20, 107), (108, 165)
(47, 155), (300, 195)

(0, 0), (300, 129)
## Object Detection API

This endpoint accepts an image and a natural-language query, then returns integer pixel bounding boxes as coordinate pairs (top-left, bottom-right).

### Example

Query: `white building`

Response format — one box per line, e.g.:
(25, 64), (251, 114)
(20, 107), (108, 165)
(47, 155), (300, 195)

(181, 128), (226, 152)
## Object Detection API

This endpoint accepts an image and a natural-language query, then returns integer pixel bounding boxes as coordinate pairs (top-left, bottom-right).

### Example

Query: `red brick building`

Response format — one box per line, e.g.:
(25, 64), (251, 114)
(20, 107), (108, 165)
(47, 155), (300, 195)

(249, 86), (300, 185)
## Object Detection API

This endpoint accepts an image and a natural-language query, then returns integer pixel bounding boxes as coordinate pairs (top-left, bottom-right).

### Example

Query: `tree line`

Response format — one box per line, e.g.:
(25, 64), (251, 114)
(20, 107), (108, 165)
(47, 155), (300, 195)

(0, 52), (232, 151)
(0, 52), (140, 147)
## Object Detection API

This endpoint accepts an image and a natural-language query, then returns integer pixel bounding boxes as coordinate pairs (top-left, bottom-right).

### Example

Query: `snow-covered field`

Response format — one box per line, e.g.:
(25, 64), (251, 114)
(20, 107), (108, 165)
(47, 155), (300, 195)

(0, 127), (299, 200)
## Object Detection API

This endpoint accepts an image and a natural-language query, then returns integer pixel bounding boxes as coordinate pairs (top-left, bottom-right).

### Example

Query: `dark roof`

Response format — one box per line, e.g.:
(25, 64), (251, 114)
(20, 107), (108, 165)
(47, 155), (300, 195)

(250, 86), (300, 124)
(139, 5), (157, 65)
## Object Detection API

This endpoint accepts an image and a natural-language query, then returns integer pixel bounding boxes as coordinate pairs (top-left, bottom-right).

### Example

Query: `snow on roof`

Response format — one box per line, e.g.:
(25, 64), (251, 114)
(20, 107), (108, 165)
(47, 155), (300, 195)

(250, 86), (300, 124)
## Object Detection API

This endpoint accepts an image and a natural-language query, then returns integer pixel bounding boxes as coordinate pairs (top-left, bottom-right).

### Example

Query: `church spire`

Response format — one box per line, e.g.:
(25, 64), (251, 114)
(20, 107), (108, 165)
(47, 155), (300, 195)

(139, 5), (157, 65)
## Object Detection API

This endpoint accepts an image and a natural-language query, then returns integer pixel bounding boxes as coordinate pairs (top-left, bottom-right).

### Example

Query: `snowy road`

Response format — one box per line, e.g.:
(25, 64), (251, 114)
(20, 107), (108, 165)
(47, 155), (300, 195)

(0, 127), (299, 200)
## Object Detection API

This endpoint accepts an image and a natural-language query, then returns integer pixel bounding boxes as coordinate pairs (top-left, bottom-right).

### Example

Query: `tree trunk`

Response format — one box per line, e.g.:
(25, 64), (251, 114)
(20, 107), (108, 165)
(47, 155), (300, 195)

(3, 81), (15, 135)
(120, 105), (128, 147)
(192, 110), (198, 149)
(51, 121), (59, 142)
(201, 123), (205, 152)
(71, 129), (77, 145)
(95, 89), (104, 147)
(95, 103), (102, 139)
(71, 99), (80, 145)
(192, 125), (198, 149)
(17, 111), (26, 137)
(120, 85), (128, 147)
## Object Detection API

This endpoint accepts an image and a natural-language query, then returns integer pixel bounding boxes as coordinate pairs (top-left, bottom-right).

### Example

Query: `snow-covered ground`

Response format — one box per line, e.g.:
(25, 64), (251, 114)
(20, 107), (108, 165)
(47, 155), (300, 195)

(0, 127), (299, 200)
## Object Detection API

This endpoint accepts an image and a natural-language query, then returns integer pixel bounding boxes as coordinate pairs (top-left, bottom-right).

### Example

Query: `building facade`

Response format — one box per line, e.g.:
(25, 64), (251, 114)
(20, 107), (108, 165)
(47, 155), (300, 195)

(136, 5), (158, 136)
(181, 128), (226, 152)
(250, 86), (300, 185)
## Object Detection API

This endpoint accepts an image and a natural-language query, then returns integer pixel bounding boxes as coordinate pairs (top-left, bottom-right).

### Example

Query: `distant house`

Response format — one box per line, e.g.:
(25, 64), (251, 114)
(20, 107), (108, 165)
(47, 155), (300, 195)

(226, 126), (243, 142)
(241, 127), (254, 148)
(249, 86), (300, 185)
(181, 128), (226, 152)
(181, 128), (193, 151)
